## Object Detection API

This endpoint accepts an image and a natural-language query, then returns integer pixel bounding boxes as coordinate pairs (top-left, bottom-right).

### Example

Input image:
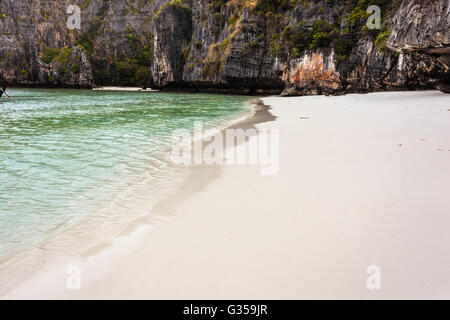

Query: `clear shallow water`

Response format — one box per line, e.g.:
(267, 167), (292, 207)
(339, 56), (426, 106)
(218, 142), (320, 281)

(0, 89), (250, 262)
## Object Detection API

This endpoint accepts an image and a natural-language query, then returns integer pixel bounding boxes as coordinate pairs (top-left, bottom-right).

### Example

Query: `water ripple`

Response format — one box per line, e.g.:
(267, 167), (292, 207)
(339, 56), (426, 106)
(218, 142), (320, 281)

(0, 88), (250, 262)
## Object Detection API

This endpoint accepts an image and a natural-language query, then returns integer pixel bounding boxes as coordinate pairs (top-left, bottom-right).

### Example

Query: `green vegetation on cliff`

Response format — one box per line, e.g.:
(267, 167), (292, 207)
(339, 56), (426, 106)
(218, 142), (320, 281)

(40, 46), (82, 81)
(93, 34), (154, 87)
(155, 0), (190, 19)
(282, 20), (340, 56)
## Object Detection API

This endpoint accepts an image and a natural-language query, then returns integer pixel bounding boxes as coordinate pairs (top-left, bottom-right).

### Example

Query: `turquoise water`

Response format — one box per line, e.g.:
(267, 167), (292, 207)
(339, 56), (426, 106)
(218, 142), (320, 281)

(0, 89), (250, 262)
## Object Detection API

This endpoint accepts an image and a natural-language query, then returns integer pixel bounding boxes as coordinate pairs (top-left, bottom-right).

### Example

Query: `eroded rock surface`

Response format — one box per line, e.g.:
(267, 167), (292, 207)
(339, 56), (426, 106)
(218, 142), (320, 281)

(0, 0), (448, 94)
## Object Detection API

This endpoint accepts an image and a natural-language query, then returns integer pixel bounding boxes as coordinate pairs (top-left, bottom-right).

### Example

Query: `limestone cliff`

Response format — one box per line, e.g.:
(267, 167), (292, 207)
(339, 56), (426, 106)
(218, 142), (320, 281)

(153, 0), (449, 94)
(0, 0), (448, 94)
(0, 0), (157, 87)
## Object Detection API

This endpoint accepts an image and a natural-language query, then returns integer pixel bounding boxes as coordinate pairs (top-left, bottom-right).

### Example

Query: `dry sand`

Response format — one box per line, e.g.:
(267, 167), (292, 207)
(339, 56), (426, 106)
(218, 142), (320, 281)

(3, 91), (450, 299)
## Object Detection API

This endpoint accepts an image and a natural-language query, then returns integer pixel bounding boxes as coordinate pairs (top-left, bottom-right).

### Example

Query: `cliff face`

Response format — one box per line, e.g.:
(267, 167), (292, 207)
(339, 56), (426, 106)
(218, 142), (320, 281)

(387, 0), (450, 92)
(0, 0), (92, 87)
(0, 0), (158, 88)
(0, 0), (448, 94)
(153, 0), (449, 94)
(152, 1), (193, 87)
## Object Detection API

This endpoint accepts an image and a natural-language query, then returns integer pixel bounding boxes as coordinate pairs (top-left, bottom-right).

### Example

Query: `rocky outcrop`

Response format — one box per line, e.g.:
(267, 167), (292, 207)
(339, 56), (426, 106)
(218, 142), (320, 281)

(0, 0), (157, 88)
(0, 0), (73, 85)
(388, 0), (450, 53)
(152, 1), (193, 87)
(387, 0), (450, 92)
(151, 0), (449, 94)
(37, 46), (93, 87)
(280, 50), (342, 96)
(0, 0), (448, 94)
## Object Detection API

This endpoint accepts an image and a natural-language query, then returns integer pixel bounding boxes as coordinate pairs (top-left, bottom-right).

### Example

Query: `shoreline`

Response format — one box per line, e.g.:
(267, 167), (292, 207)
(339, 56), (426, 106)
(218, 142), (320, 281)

(3, 90), (450, 299)
(0, 96), (262, 299)
(92, 87), (159, 92)
(5, 83), (448, 96)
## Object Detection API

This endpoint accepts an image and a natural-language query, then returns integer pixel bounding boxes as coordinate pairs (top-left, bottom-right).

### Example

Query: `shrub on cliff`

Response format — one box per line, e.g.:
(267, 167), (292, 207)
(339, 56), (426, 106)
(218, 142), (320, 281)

(155, 0), (191, 19)
(41, 47), (61, 64)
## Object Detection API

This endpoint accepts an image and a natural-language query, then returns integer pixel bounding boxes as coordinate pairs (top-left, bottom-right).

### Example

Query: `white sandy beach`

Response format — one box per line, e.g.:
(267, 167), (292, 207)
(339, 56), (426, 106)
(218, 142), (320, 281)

(3, 91), (450, 299)
(92, 86), (158, 92)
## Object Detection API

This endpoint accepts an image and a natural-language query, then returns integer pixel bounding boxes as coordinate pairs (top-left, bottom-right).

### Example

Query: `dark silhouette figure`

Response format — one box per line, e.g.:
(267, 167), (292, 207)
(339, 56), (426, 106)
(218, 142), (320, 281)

(0, 82), (10, 98)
